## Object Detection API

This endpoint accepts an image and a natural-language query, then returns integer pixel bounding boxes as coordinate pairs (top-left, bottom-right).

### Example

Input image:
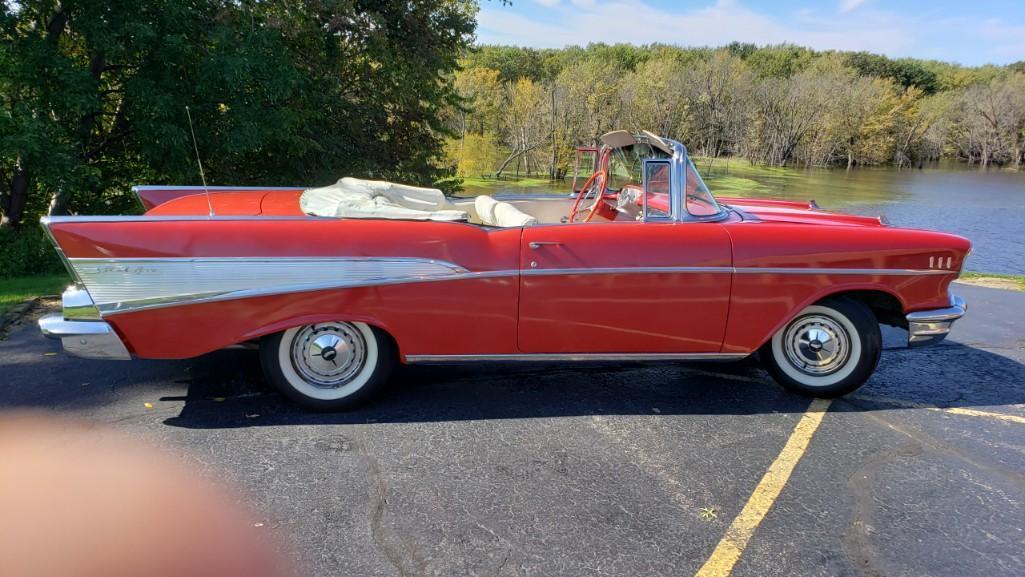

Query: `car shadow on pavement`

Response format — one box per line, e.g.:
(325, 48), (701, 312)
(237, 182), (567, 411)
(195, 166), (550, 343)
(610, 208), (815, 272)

(160, 343), (1025, 429)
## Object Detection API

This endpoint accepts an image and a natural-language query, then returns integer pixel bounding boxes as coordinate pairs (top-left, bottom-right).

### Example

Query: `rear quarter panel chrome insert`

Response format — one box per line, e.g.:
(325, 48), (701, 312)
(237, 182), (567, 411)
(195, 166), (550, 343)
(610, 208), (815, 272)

(69, 257), (472, 315)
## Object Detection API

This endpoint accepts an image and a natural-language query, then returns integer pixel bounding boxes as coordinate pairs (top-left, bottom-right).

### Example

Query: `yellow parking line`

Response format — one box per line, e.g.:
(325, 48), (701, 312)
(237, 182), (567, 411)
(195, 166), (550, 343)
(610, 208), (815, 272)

(694, 398), (832, 577)
(849, 394), (1025, 425)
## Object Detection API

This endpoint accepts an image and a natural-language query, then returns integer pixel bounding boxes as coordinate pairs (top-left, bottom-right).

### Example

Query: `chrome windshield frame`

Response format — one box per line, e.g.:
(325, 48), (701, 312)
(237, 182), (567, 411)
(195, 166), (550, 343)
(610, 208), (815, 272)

(662, 137), (727, 223)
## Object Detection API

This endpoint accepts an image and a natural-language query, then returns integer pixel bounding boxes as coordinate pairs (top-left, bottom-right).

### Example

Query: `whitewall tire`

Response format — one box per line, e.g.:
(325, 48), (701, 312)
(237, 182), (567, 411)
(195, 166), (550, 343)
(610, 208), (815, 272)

(761, 298), (881, 397)
(261, 321), (395, 410)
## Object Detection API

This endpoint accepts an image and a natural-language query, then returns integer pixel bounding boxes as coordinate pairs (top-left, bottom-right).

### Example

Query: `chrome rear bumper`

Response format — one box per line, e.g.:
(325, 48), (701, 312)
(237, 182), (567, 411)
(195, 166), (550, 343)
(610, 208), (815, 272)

(906, 293), (967, 348)
(38, 287), (131, 360)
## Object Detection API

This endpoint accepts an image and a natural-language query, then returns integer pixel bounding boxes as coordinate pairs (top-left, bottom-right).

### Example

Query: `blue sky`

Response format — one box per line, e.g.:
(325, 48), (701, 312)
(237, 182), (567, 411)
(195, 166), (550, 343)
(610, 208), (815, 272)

(477, 0), (1025, 65)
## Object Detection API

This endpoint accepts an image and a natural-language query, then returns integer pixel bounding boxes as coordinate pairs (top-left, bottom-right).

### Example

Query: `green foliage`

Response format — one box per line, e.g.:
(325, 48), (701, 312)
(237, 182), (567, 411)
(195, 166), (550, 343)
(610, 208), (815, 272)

(1, 0), (479, 230)
(465, 45), (553, 82)
(0, 226), (64, 279)
(444, 133), (502, 177)
(743, 44), (816, 78)
(844, 52), (939, 94)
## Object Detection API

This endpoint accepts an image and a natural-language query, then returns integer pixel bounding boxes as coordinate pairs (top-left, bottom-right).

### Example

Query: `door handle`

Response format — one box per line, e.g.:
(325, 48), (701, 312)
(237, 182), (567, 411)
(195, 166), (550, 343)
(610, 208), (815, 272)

(529, 241), (562, 249)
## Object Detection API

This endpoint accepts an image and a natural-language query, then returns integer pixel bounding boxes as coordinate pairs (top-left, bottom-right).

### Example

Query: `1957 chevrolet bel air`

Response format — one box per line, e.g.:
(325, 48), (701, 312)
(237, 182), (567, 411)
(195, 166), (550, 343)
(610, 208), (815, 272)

(39, 130), (969, 410)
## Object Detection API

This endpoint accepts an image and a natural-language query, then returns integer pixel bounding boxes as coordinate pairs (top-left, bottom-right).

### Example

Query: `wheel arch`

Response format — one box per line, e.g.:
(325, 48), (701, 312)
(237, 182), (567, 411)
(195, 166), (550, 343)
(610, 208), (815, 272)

(824, 289), (906, 329)
(244, 314), (404, 359)
(749, 284), (906, 352)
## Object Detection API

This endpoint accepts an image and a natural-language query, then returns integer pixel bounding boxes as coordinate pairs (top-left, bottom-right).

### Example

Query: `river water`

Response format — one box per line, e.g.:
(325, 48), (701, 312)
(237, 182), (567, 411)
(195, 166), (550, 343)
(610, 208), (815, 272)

(463, 163), (1025, 275)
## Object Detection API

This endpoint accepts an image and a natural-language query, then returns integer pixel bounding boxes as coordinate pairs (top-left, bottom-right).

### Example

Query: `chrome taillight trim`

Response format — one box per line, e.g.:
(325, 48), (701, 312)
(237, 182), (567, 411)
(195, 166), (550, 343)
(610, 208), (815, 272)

(61, 286), (102, 321)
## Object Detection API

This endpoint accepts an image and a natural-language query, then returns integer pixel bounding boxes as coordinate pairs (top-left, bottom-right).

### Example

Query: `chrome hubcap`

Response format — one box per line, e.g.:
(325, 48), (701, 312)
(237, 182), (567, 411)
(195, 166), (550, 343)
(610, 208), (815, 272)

(290, 323), (367, 388)
(782, 314), (851, 376)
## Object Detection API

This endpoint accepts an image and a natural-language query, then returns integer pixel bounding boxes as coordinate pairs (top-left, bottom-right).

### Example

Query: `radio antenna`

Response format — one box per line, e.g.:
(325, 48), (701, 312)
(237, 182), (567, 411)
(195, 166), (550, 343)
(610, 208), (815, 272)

(185, 106), (214, 217)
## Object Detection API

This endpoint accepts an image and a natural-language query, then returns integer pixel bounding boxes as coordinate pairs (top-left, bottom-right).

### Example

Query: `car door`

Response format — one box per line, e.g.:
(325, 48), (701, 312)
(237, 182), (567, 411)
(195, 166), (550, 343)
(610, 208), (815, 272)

(517, 220), (733, 353)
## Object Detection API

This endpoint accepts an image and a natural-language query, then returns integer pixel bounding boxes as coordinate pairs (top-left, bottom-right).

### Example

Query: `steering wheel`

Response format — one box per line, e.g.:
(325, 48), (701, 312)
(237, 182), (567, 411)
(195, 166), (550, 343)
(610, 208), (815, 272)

(568, 170), (608, 223)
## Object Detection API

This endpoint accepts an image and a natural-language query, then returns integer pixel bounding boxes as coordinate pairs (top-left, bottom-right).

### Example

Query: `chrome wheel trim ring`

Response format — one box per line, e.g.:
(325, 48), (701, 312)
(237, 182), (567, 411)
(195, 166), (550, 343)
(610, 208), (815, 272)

(781, 314), (851, 377)
(290, 322), (368, 388)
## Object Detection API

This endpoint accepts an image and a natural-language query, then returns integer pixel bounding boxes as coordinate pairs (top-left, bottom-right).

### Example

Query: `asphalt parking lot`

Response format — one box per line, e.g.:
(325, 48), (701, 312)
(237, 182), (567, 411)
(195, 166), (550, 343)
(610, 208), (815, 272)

(2, 283), (1024, 577)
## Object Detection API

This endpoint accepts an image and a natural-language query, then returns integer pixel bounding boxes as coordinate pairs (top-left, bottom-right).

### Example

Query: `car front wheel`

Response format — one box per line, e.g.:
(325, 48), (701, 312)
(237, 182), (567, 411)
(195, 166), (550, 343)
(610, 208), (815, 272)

(260, 321), (395, 410)
(761, 298), (881, 397)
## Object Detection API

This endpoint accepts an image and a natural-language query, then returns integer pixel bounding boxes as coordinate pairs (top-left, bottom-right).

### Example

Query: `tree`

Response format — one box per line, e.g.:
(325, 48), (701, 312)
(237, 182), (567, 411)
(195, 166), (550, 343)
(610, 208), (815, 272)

(495, 77), (547, 177)
(0, 0), (478, 227)
(620, 56), (688, 138)
(453, 66), (504, 137)
(744, 67), (834, 166)
(960, 73), (1025, 166)
(557, 58), (625, 146)
(681, 51), (750, 157)
(891, 88), (945, 169)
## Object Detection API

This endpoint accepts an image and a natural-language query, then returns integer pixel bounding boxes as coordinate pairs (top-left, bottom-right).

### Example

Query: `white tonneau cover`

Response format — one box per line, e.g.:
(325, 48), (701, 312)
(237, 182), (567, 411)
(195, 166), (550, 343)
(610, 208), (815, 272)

(300, 177), (469, 221)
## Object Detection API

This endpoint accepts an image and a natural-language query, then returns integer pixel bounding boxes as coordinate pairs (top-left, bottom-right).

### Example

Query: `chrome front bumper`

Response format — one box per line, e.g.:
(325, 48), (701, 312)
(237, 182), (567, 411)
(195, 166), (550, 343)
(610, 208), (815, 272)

(38, 287), (131, 360)
(906, 293), (967, 348)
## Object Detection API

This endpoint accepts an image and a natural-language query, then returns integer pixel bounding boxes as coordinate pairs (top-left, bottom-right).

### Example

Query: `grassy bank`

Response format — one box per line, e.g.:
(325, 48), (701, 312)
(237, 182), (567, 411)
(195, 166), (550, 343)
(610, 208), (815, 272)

(0, 274), (70, 316)
(459, 175), (556, 188)
(957, 272), (1025, 291)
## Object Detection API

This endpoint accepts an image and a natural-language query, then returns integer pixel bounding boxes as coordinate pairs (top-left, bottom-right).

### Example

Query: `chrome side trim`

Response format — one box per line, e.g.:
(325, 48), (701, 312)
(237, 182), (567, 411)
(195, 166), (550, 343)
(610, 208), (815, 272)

(732, 267), (951, 276)
(523, 266), (949, 276)
(405, 352), (748, 363)
(521, 266), (732, 276)
(67, 257), (482, 315)
(64, 257), (960, 316)
(71, 256), (470, 269)
(906, 293), (967, 347)
(38, 313), (131, 360)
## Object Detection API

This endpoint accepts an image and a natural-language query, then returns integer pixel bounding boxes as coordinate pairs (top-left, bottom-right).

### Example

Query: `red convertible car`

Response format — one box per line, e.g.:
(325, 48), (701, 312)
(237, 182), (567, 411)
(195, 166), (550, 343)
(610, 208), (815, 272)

(39, 131), (969, 409)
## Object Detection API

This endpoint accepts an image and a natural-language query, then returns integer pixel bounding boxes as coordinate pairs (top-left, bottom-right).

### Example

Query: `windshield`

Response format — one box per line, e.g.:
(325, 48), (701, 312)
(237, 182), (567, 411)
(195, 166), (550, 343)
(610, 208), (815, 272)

(684, 157), (723, 217)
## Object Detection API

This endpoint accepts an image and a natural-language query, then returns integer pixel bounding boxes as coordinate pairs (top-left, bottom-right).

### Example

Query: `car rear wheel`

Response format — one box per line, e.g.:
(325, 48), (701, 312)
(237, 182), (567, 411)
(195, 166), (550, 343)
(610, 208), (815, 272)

(260, 321), (394, 410)
(760, 298), (881, 397)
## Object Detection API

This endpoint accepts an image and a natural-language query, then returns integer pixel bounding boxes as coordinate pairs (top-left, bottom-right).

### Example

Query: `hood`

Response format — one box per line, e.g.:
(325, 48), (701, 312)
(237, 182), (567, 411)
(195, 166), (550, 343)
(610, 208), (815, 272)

(718, 196), (887, 228)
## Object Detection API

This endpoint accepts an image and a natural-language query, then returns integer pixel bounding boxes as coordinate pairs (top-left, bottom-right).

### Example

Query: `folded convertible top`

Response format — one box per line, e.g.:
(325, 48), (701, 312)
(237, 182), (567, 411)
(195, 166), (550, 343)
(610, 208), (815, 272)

(300, 177), (469, 222)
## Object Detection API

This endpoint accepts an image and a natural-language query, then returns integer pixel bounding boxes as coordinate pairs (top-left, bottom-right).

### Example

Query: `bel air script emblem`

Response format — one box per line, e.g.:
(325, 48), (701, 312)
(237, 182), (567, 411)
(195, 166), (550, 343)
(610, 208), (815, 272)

(84, 265), (159, 275)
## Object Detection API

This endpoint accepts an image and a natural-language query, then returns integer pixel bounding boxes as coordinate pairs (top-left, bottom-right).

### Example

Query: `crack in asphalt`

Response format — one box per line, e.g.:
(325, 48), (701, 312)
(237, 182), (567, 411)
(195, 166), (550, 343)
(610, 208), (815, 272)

(855, 406), (1025, 487)
(358, 437), (428, 577)
(842, 440), (924, 577)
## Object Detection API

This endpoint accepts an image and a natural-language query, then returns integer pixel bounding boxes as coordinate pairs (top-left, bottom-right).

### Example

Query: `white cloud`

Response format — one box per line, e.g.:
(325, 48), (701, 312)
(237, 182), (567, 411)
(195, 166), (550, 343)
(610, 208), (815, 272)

(534, 0), (560, 7)
(840, 0), (870, 14)
(973, 18), (1025, 60)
